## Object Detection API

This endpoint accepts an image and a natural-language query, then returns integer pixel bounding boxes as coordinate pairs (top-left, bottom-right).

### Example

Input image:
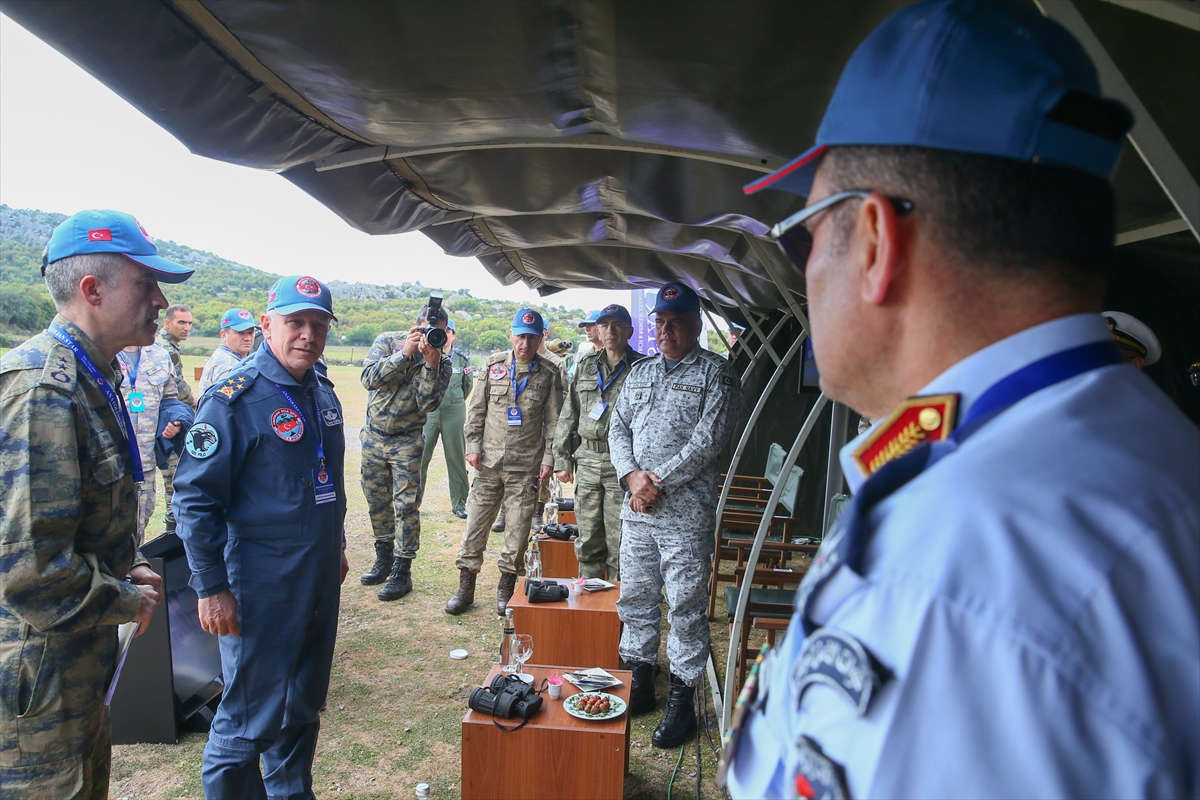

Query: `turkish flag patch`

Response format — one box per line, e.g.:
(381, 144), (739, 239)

(88, 229), (113, 241)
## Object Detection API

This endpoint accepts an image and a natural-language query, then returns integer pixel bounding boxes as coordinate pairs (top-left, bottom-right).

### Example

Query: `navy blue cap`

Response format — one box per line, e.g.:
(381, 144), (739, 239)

(596, 304), (632, 326)
(267, 275), (337, 320)
(44, 210), (194, 283)
(745, 0), (1132, 198)
(219, 308), (256, 331)
(578, 310), (601, 328)
(511, 308), (545, 336)
(650, 283), (700, 315)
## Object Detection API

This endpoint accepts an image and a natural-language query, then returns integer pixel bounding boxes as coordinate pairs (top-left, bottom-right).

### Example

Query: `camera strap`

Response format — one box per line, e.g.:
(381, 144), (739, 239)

(492, 712), (531, 733)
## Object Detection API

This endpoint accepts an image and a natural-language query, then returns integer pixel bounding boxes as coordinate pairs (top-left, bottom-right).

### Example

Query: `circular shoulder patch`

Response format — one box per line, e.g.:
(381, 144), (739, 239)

(489, 363), (508, 380)
(586, 362), (598, 375)
(295, 277), (322, 297)
(271, 408), (305, 442)
(185, 423), (220, 459)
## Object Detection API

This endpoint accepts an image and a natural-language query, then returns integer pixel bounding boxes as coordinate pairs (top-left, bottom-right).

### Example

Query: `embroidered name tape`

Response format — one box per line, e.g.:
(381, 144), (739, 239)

(671, 383), (702, 394)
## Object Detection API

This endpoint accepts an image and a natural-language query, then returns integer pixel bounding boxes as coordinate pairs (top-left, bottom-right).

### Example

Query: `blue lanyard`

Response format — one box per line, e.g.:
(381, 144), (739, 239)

(797, 338), (1123, 635)
(118, 349), (141, 388)
(48, 325), (144, 483)
(274, 383), (325, 466)
(217, 344), (243, 361)
(511, 355), (537, 401)
(596, 359), (627, 395)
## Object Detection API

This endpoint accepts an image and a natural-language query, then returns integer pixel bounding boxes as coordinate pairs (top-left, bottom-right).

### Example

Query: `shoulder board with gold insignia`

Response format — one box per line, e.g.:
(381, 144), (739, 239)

(851, 393), (959, 476)
(211, 369), (258, 403)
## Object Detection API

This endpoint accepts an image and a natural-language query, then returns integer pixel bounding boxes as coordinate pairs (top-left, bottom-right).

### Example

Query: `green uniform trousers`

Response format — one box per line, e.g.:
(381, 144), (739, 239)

(574, 457), (624, 580)
(161, 453), (178, 533)
(455, 465), (538, 575)
(419, 400), (468, 513)
(360, 426), (425, 560)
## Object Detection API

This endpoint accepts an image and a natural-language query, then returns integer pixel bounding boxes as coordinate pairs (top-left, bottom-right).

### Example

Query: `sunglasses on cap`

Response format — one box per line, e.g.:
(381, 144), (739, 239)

(769, 190), (914, 275)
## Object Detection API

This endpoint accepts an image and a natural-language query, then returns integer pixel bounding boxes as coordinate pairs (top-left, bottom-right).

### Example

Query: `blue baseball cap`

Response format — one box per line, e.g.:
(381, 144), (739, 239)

(446, 316), (456, 332)
(596, 304), (632, 326)
(266, 275), (337, 319)
(745, 0), (1133, 198)
(578, 310), (601, 328)
(650, 283), (700, 315)
(219, 308), (256, 332)
(511, 308), (545, 336)
(43, 210), (194, 283)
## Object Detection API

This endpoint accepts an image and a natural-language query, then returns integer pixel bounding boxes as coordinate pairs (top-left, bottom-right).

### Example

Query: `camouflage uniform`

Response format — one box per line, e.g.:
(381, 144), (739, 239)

(553, 347), (642, 579)
(609, 344), (740, 685)
(534, 350), (571, 512)
(457, 351), (564, 574)
(419, 349), (472, 513)
(156, 328), (194, 535)
(361, 332), (452, 559)
(116, 345), (179, 544)
(198, 345), (245, 395)
(0, 316), (149, 799)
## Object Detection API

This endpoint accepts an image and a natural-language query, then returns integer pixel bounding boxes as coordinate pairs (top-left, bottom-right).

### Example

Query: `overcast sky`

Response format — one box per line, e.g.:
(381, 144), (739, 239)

(0, 13), (629, 315)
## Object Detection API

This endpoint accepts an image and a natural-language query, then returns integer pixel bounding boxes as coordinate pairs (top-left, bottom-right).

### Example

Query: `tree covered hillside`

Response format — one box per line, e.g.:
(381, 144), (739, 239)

(0, 204), (586, 355)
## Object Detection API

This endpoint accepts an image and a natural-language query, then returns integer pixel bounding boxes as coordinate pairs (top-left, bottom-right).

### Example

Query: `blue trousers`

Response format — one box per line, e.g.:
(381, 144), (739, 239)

(201, 529), (341, 800)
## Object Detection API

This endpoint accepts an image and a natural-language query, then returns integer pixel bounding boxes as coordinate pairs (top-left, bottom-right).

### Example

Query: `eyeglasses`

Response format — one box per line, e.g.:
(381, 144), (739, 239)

(768, 190), (914, 274)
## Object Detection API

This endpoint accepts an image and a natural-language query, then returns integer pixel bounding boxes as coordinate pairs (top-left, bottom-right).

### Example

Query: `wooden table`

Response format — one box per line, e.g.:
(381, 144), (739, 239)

(537, 534), (580, 578)
(462, 664), (630, 800)
(508, 578), (621, 670)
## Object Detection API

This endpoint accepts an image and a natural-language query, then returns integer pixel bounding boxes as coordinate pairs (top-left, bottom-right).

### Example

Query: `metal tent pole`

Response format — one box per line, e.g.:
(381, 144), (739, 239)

(822, 402), (850, 535)
(721, 393), (829, 732)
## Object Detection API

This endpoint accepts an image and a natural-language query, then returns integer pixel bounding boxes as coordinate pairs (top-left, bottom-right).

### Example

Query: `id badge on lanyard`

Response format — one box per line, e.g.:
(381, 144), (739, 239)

(128, 391), (146, 413)
(275, 383), (338, 505)
(508, 355), (535, 426)
(507, 406), (523, 426)
(587, 400), (608, 420)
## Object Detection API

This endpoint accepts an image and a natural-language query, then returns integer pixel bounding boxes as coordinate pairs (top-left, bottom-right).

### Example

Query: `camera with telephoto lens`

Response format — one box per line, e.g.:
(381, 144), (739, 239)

(468, 673), (543, 720)
(419, 291), (448, 350)
(524, 579), (570, 603)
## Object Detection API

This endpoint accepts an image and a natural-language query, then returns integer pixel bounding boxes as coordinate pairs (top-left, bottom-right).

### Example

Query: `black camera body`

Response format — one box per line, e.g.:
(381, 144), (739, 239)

(420, 291), (449, 350)
(524, 579), (570, 603)
(468, 673), (543, 720)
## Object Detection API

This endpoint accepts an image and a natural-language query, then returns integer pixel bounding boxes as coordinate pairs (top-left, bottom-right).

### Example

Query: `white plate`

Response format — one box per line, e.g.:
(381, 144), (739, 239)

(449, 649), (469, 660)
(563, 692), (627, 721)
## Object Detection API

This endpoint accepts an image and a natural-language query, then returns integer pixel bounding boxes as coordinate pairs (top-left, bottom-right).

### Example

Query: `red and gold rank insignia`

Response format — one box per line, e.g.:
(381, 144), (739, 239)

(851, 393), (959, 476)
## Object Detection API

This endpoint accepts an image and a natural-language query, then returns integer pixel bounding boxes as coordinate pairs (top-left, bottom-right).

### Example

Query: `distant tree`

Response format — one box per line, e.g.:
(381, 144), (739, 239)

(346, 323), (377, 346)
(476, 330), (511, 353)
(0, 286), (54, 331)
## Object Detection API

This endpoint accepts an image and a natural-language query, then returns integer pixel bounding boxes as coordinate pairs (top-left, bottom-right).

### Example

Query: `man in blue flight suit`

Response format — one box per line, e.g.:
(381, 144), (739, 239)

(725, 2), (1199, 798)
(174, 275), (349, 799)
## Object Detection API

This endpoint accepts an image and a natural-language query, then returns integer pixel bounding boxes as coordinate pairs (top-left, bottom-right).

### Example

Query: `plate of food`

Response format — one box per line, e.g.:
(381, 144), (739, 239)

(564, 692), (626, 721)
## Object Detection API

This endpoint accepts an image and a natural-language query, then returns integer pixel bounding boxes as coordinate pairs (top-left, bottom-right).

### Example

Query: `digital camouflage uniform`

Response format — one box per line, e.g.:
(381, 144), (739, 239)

(609, 344), (740, 685)
(553, 347), (642, 579)
(535, 350), (571, 508)
(457, 351), (564, 575)
(198, 345), (246, 395)
(361, 331), (452, 560)
(116, 345), (178, 544)
(0, 316), (150, 799)
(156, 327), (194, 535)
(420, 349), (472, 513)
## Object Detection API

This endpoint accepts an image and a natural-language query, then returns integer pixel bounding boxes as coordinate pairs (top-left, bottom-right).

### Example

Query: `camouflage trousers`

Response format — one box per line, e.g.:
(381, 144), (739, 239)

(455, 465), (538, 575)
(135, 479), (157, 547)
(0, 617), (115, 799)
(161, 454), (178, 532)
(573, 458), (623, 580)
(360, 427), (425, 560)
(617, 520), (714, 686)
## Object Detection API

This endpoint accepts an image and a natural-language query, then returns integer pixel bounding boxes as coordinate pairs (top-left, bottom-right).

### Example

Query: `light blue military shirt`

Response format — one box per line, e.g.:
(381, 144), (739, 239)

(728, 313), (1200, 799)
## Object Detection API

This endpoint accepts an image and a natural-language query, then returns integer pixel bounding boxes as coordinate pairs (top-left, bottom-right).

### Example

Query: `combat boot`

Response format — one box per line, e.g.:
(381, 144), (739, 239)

(491, 507), (507, 532)
(531, 502), (545, 533)
(445, 569), (476, 615)
(629, 662), (658, 715)
(652, 673), (697, 749)
(360, 540), (394, 586)
(377, 557), (413, 601)
(496, 572), (518, 615)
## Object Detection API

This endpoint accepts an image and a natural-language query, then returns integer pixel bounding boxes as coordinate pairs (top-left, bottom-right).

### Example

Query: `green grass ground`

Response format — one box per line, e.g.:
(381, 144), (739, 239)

(107, 358), (744, 799)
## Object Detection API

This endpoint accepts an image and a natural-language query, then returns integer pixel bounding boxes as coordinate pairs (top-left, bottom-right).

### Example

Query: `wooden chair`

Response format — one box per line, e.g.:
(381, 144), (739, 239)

(723, 567), (804, 691)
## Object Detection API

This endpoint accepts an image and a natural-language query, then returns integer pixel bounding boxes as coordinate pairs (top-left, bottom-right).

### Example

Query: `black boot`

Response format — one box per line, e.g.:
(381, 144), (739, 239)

(652, 673), (697, 749)
(445, 569), (476, 615)
(377, 557), (413, 601)
(491, 507), (507, 532)
(496, 572), (518, 615)
(629, 662), (658, 715)
(360, 540), (394, 586)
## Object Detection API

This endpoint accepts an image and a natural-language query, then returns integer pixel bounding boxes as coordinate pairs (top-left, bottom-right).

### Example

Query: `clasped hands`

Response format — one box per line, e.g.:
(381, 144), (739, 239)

(625, 470), (663, 513)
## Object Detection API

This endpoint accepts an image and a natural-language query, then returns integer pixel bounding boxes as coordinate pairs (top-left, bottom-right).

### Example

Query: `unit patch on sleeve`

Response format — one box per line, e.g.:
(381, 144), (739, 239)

(185, 422), (219, 459)
(791, 628), (889, 717)
(793, 735), (850, 800)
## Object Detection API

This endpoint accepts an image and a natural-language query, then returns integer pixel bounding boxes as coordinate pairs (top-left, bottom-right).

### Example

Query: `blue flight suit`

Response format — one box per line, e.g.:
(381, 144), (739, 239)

(174, 343), (347, 800)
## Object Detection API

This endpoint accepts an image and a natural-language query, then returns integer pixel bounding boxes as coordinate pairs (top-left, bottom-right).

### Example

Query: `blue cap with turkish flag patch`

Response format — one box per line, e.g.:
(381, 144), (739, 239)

(43, 209), (194, 283)
(745, 0), (1132, 198)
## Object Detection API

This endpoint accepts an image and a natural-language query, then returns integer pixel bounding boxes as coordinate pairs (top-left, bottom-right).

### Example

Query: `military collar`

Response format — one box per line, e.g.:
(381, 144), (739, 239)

(254, 340), (318, 388)
(52, 313), (120, 383)
(660, 343), (703, 370)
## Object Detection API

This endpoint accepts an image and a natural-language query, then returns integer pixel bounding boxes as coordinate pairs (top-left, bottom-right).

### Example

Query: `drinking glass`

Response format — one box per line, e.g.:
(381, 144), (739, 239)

(513, 634), (533, 680)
